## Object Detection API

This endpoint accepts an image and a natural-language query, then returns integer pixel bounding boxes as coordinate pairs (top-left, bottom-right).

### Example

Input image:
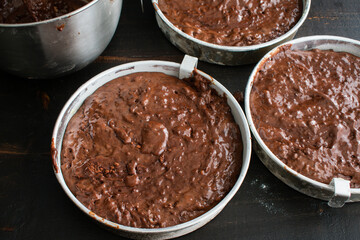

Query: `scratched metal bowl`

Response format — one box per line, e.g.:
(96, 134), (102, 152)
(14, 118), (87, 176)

(152, 0), (311, 65)
(245, 35), (360, 206)
(0, 0), (122, 79)
(52, 59), (252, 239)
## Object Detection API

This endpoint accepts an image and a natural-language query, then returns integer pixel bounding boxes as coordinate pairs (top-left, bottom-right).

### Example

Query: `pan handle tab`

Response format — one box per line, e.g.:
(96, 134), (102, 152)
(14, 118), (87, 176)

(328, 178), (351, 208)
(179, 55), (198, 79)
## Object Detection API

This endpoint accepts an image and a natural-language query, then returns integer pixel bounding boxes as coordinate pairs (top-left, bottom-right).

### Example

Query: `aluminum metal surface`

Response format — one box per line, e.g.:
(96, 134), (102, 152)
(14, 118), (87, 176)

(52, 57), (252, 239)
(245, 35), (360, 205)
(152, 0), (311, 66)
(0, 0), (122, 79)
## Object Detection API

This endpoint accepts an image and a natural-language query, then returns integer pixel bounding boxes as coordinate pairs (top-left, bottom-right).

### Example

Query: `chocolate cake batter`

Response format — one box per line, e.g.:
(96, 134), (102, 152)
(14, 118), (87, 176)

(251, 47), (360, 187)
(158, 0), (303, 46)
(0, 0), (91, 23)
(61, 72), (242, 228)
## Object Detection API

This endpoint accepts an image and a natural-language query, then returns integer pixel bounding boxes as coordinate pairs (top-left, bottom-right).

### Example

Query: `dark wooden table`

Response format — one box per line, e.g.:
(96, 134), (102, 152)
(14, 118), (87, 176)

(1, 1), (360, 239)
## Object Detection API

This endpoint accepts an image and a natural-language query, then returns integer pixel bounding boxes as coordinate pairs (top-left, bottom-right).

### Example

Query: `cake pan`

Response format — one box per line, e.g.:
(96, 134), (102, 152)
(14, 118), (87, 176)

(245, 35), (360, 207)
(152, 0), (311, 65)
(52, 55), (252, 239)
(0, 0), (122, 79)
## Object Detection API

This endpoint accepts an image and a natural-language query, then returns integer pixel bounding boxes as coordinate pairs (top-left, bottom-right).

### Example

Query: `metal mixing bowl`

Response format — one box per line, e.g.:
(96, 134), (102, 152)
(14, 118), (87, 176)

(52, 56), (252, 239)
(245, 35), (360, 208)
(152, 0), (311, 65)
(0, 0), (122, 79)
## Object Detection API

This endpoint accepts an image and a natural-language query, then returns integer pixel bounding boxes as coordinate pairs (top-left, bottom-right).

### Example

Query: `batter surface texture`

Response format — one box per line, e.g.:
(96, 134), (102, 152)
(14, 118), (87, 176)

(61, 72), (242, 228)
(158, 0), (303, 46)
(251, 47), (360, 187)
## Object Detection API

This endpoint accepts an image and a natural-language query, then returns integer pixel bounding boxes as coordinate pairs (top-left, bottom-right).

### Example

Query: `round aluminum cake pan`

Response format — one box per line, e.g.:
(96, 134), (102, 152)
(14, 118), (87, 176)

(0, 0), (122, 79)
(52, 58), (252, 239)
(152, 0), (311, 66)
(245, 35), (360, 206)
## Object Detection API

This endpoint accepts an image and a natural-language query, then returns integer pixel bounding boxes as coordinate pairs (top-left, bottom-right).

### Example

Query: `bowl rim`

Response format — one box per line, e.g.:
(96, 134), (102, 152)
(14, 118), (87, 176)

(151, 0), (311, 52)
(244, 35), (360, 195)
(0, 0), (99, 27)
(52, 60), (252, 234)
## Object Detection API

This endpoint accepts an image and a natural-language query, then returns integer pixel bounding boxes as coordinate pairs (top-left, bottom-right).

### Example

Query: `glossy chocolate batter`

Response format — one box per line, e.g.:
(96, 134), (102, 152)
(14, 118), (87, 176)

(158, 0), (303, 46)
(251, 47), (360, 187)
(61, 72), (242, 228)
(0, 0), (91, 23)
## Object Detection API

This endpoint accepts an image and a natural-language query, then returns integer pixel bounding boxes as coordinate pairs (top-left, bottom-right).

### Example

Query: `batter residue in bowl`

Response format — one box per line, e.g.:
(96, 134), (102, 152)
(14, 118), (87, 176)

(0, 0), (91, 23)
